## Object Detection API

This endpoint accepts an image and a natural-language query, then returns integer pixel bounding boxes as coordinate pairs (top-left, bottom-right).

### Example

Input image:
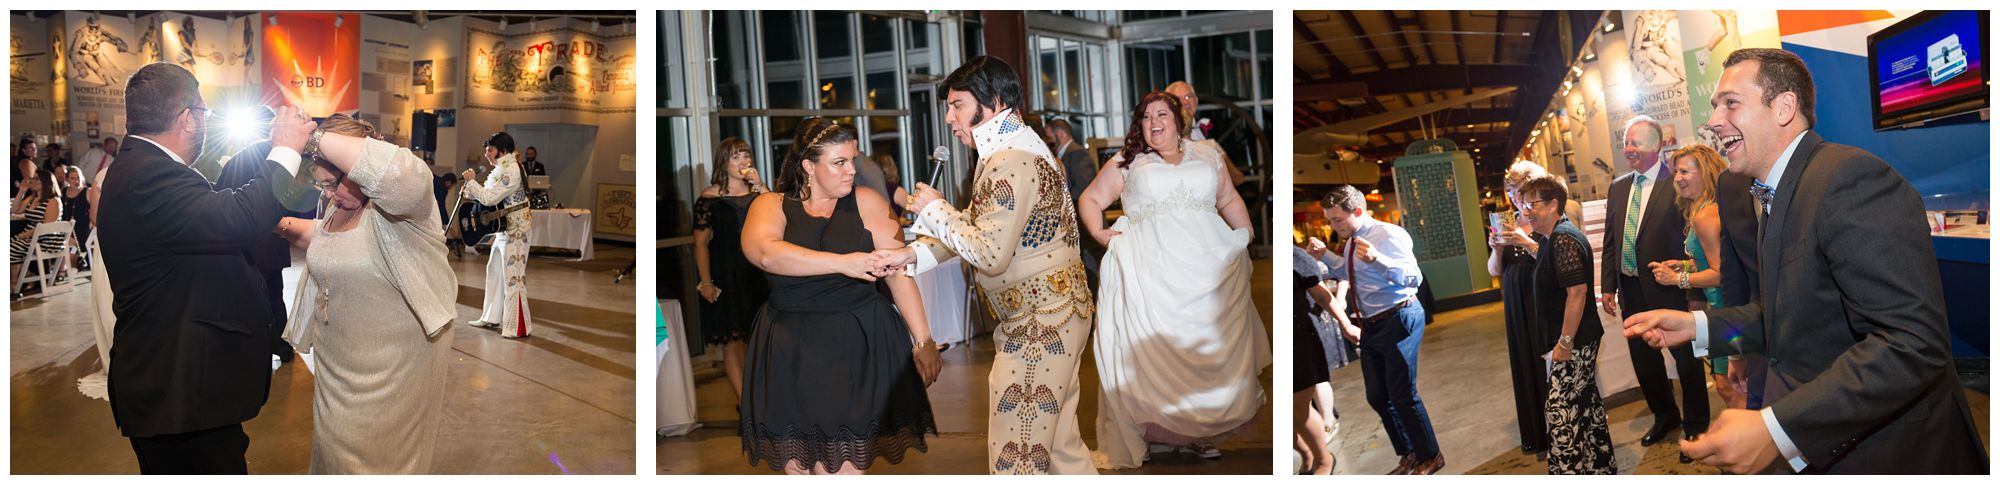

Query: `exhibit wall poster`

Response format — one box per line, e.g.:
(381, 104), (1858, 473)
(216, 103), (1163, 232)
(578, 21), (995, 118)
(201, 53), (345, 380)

(11, 14), (56, 139)
(60, 12), (145, 154)
(1679, 10), (1782, 152)
(594, 183), (637, 237)
(1620, 10), (1698, 153)
(162, 13), (260, 90)
(263, 12), (361, 118)
(466, 22), (637, 112)
(1566, 51), (1615, 202)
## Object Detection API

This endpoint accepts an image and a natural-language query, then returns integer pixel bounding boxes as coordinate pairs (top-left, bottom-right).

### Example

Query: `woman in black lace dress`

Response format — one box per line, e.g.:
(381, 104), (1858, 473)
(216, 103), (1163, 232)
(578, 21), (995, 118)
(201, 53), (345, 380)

(1519, 174), (1615, 474)
(738, 118), (941, 474)
(694, 137), (772, 401)
(1487, 162), (1549, 455)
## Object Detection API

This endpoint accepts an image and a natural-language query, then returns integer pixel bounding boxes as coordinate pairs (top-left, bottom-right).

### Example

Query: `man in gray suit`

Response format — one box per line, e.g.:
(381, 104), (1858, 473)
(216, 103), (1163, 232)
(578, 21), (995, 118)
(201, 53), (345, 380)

(1046, 118), (1101, 283)
(1625, 48), (1985, 474)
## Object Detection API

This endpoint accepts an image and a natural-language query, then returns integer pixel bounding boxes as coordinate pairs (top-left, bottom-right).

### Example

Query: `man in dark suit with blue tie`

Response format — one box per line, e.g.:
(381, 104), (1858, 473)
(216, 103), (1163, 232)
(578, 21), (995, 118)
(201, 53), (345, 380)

(1625, 48), (1985, 474)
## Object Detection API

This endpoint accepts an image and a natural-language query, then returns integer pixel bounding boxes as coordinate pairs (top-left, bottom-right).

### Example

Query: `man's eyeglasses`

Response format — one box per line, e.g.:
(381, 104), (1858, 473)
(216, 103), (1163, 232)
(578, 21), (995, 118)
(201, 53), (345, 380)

(1519, 198), (1556, 212)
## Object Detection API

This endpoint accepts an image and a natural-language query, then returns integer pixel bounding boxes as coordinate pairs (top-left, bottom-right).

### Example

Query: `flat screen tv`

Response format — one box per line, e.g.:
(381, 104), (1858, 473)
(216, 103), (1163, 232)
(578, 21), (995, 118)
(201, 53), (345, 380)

(1868, 10), (1989, 130)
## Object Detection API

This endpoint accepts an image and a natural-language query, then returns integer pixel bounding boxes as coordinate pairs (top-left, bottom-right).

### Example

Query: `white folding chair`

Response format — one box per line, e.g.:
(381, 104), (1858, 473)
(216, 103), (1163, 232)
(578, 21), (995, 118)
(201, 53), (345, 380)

(13, 220), (76, 298)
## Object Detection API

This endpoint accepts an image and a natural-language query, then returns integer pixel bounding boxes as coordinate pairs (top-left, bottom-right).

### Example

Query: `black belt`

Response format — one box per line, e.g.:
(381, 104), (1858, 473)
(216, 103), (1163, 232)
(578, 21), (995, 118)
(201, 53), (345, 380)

(1354, 298), (1414, 324)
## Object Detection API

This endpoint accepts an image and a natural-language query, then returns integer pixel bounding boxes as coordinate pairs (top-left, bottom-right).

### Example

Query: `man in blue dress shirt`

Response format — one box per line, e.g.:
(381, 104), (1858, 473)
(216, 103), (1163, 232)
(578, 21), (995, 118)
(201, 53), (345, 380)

(1313, 185), (1440, 475)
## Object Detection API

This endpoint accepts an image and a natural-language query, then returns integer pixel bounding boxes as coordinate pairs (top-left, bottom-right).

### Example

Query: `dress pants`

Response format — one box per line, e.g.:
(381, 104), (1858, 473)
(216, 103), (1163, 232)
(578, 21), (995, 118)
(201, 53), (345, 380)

(1356, 301), (1439, 460)
(1617, 274), (1709, 434)
(261, 267), (289, 356)
(129, 423), (250, 474)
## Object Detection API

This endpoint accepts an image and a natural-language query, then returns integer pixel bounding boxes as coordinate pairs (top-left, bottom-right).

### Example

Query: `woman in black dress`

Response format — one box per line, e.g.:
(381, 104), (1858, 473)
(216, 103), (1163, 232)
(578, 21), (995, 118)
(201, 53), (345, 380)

(1519, 175), (1614, 474)
(738, 118), (941, 474)
(1292, 245), (1338, 475)
(693, 137), (772, 401)
(1486, 161), (1549, 454)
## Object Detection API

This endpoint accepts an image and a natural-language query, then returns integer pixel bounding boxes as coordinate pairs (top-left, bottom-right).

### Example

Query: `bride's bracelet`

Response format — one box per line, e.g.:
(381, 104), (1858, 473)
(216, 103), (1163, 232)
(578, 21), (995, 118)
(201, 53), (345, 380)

(303, 129), (326, 160)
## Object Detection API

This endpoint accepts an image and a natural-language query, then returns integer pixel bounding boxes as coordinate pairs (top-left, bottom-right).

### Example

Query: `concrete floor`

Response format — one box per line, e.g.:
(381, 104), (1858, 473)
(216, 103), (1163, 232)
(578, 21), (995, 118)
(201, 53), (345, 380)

(10, 244), (638, 474)
(659, 258), (1275, 475)
(1316, 300), (1991, 475)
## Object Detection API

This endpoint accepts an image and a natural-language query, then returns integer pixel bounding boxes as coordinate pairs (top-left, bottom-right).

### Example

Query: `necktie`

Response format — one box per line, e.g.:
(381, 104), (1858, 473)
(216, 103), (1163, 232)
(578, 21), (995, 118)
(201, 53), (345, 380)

(1749, 179), (1775, 218)
(1622, 174), (1645, 275)
(1347, 237), (1362, 321)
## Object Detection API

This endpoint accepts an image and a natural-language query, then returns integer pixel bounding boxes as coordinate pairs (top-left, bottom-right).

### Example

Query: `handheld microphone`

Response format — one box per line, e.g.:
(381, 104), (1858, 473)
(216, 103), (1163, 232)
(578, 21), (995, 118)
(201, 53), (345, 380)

(927, 145), (949, 188)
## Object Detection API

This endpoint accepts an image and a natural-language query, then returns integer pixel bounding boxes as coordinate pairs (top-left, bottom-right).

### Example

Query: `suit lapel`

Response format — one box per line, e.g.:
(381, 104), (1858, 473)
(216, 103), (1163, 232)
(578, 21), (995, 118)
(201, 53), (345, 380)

(1642, 161), (1678, 241)
(1758, 131), (1823, 326)
(1607, 173), (1633, 252)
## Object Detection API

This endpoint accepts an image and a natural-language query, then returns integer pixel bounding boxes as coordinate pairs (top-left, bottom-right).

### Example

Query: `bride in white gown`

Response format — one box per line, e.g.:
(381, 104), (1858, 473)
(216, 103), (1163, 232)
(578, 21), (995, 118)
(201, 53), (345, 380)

(1078, 91), (1271, 469)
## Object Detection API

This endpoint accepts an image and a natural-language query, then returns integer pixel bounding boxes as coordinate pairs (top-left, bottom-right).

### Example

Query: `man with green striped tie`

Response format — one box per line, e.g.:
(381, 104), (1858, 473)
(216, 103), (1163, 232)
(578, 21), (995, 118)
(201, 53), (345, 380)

(1599, 115), (1708, 457)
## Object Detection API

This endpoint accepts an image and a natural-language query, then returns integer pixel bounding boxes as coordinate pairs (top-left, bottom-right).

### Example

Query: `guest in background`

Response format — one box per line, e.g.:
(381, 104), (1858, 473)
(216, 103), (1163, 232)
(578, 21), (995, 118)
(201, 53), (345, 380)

(1163, 81), (1244, 186)
(874, 154), (911, 214)
(522, 146), (552, 209)
(77, 136), (119, 186)
(14, 137), (39, 199)
(693, 137), (771, 402)
(215, 107), (295, 364)
(1047, 117), (1101, 284)
(60, 165), (92, 271)
(1486, 160), (1549, 455)
(1519, 174), (1615, 474)
(1601, 115), (1705, 453)
(11, 169), (66, 273)
(1649, 144), (1743, 408)
(1292, 245), (1344, 475)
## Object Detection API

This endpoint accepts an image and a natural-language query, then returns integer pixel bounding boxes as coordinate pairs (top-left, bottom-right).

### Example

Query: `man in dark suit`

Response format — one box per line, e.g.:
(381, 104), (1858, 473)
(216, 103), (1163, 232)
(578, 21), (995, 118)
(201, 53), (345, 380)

(523, 145), (551, 209)
(1600, 114), (1707, 448)
(1712, 169), (1765, 409)
(1045, 118), (1101, 284)
(214, 138), (294, 364)
(1626, 48), (1986, 474)
(97, 63), (317, 474)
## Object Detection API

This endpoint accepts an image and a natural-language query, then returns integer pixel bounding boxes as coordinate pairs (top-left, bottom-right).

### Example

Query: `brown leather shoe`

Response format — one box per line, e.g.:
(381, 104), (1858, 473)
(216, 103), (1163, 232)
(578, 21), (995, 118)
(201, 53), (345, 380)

(1408, 453), (1446, 475)
(1387, 454), (1416, 475)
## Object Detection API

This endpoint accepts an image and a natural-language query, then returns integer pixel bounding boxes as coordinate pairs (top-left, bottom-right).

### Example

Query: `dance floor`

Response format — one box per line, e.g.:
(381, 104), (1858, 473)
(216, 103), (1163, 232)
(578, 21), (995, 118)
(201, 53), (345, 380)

(659, 257), (1276, 475)
(1317, 299), (1992, 475)
(9, 244), (639, 474)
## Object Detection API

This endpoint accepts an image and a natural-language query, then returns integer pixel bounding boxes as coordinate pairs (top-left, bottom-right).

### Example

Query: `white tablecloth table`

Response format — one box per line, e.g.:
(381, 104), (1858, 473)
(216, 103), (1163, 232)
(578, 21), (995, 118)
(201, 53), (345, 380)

(529, 209), (594, 261)
(915, 256), (974, 346)
(657, 300), (700, 437)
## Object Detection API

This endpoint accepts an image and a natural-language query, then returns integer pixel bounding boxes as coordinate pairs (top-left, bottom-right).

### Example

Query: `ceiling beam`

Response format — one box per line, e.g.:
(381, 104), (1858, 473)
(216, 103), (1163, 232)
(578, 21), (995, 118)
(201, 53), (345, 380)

(1372, 107), (1514, 133)
(1492, 10), (1510, 63)
(1502, 11), (1600, 165)
(1294, 64), (1535, 101)
(1339, 11), (1391, 71)
(1450, 11), (1466, 68)
(1295, 15), (1350, 81)
(1395, 13), (1424, 66)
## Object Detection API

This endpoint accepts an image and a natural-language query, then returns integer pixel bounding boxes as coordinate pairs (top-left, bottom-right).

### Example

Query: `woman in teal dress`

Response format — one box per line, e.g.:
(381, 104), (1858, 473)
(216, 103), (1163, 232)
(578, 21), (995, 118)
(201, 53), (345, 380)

(1648, 144), (1744, 409)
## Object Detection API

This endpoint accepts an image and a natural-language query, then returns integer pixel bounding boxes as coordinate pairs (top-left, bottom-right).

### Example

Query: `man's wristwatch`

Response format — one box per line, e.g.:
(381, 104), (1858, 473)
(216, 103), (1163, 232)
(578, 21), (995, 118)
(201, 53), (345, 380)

(913, 338), (937, 351)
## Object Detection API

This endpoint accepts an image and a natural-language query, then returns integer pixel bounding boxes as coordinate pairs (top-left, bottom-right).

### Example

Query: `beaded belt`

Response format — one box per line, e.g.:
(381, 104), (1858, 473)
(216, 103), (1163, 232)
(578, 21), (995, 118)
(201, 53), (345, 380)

(979, 263), (1091, 321)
